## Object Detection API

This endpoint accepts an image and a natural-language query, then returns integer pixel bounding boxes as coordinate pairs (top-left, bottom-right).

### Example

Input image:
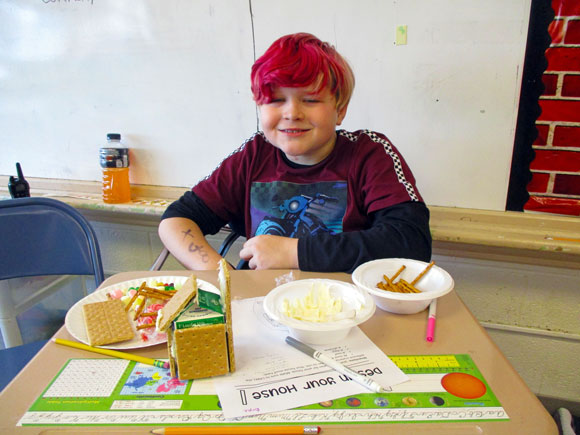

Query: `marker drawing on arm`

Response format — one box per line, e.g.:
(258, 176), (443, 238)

(181, 229), (209, 263)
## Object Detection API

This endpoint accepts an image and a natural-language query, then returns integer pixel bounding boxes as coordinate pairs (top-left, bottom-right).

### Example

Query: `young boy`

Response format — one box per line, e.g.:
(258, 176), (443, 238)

(159, 32), (431, 273)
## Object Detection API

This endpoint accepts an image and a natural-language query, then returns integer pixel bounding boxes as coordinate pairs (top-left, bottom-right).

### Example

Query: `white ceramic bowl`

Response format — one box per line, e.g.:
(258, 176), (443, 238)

(263, 279), (376, 345)
(352, 258), (454, 314)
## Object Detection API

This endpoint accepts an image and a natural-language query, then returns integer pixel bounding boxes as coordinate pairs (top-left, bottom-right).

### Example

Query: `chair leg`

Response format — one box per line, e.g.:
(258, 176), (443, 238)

(0, 317), (24, 349)
(150, 248), (170, 271)
(0, 283), (24, 348)
(81, 276), (88, 297)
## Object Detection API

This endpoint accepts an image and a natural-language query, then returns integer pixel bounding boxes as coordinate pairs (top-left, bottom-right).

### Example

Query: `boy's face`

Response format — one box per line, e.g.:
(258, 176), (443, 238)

(258, 85), (347, 166)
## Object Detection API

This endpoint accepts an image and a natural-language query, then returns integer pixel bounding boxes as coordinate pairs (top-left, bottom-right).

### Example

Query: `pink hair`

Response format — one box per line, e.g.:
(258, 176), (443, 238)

(251, 33), (355, 112)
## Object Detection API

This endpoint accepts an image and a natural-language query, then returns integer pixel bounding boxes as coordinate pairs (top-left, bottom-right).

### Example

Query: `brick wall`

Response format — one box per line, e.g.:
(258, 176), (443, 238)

(525, 0), (580, 215)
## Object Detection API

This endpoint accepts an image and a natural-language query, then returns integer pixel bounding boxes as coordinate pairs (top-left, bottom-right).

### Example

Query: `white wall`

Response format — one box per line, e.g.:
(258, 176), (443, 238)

(0, 0), (531, 210)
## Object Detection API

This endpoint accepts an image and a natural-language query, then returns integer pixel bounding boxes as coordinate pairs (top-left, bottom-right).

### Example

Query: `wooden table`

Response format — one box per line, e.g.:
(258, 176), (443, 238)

(0, 270), (557, 434)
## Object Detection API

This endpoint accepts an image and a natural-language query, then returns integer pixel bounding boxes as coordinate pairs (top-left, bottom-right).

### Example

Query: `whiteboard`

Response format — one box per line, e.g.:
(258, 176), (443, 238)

(0, 0), (531, 211)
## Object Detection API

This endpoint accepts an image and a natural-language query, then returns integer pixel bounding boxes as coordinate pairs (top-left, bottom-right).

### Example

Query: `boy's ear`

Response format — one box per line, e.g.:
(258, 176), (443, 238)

(336, 104), (348, 126)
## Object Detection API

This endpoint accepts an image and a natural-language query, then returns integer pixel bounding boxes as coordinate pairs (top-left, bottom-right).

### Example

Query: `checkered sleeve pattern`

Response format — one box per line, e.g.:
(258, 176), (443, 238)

(339, 129), (419, 202)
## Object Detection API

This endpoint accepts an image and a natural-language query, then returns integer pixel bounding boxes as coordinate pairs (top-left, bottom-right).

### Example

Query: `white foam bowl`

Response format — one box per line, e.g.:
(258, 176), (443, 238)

(263, 279), (376, 345)
(352, 258), (454, 314)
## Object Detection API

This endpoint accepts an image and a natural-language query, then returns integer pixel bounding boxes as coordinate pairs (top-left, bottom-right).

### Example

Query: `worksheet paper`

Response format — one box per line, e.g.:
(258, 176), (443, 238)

(214, 297), (409, 419)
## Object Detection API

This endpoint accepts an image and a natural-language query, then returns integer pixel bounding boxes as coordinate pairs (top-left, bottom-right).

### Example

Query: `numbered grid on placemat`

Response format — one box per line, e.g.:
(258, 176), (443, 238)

(44, 359), (129, 397)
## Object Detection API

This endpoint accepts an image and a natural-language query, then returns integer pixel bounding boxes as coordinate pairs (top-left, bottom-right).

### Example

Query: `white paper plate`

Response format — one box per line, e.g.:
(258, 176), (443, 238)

(65, 275), (219, 350)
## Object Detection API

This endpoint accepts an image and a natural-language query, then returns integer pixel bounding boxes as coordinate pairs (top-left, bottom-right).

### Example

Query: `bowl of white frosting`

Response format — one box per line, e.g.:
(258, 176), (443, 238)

(263, 279), (376, 345)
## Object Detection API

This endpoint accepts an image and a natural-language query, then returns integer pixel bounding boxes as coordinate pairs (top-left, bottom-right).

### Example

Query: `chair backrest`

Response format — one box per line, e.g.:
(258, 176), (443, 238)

(0, 197), (104, 286)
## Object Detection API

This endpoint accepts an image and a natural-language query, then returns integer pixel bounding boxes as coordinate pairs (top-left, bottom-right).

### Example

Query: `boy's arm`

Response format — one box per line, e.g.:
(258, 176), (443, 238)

(158, 217), (225, 270)
(297, 201), (432, 273)
(158, 191), (230, 270)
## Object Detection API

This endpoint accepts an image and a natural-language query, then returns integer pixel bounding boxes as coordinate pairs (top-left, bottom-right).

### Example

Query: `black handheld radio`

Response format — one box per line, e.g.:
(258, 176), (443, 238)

(8, 162), (31, 198)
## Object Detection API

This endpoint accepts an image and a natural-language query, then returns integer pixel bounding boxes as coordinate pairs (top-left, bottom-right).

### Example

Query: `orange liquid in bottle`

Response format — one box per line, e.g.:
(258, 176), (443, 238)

(102, 167), (131, 203)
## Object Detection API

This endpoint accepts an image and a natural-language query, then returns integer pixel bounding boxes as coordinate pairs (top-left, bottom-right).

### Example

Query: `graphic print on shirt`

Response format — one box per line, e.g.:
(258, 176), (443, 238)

(250, 181), (348, 238)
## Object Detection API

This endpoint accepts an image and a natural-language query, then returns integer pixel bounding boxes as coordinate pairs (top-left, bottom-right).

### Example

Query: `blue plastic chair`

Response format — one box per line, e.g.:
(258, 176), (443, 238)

(0, 197), (104, 351)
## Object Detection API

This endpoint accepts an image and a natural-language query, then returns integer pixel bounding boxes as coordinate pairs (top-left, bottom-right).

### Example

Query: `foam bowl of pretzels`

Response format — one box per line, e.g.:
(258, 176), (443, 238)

(352, 258), (454, 314)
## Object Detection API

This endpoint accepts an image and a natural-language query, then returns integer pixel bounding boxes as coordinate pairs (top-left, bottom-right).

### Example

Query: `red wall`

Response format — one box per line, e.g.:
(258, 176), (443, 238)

(525, 0), (580, 215)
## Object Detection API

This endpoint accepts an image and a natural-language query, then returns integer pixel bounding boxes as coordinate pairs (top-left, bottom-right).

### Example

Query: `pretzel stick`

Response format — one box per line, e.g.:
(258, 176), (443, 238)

(133, 296), (148, 321)
(142, 289), (174, 297)
(142, 287), (176, 297)
(138, 312), (158, 317)
(136, 323), (155, 330)
(411, 261), (435, 285)
(140, 289), (173, 300)
(395, 280), (410, 293)
(391, 265), (406, 282)
(125, 282), (146, 312)
(377, 274), (405, 292)
(391, 283), (406, 293)
(376, 261), (429, 293)
(376, 264), (423, 293)
(382, 274), (398, 291)
(377, 282), (394, 291)
(143, 286), (176, 295)
(397, 279), (421, 293)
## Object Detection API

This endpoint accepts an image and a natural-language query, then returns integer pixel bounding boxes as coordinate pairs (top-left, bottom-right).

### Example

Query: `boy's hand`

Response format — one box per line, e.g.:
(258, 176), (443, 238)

(239, 235), (299, 270)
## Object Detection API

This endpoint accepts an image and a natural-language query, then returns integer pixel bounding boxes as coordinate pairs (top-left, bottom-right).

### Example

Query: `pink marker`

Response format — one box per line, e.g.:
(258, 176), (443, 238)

(426, 300), (437, 342)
